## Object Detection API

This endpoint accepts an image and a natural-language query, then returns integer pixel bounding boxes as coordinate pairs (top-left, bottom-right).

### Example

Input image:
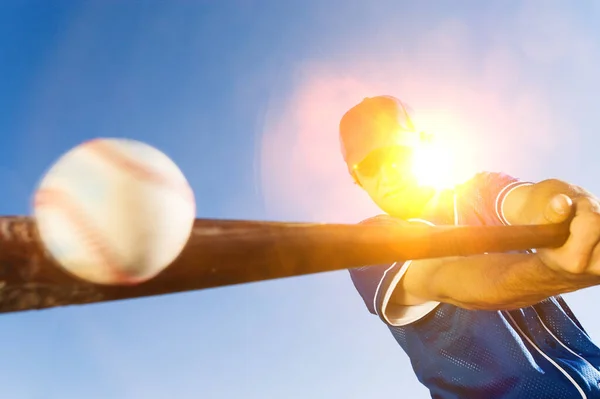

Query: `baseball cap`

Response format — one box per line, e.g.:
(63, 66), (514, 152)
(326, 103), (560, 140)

(339, 95), (420, 174)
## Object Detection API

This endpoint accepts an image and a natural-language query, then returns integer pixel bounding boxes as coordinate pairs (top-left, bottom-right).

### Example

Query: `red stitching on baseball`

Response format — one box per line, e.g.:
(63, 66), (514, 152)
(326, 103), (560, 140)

(84, 139), (195, 206)
(34, 188), (143, 285)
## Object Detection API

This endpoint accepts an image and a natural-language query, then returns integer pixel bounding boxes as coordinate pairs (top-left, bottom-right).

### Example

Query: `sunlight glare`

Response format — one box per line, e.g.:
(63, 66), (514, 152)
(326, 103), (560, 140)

(410, 111), (475, 190)
(411, 138), (456, 189)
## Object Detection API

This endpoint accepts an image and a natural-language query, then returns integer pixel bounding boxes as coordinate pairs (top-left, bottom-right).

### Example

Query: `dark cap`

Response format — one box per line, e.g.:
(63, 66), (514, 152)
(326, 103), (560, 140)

(339, 95), (417, 174)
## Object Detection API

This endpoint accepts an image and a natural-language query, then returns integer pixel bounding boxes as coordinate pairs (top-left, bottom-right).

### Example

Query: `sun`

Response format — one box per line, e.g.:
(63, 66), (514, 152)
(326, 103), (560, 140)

(407, 109), (477, 191)
(410, 134), (469, 190)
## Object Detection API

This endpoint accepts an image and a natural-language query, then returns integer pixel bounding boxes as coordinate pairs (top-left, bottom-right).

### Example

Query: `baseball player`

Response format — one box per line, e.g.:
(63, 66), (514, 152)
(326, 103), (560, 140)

(339, 95), (600, 398)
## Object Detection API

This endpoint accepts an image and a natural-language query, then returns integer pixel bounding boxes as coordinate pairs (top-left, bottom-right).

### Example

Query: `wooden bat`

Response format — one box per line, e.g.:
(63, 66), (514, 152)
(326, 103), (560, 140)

(0, 216), (570, 314)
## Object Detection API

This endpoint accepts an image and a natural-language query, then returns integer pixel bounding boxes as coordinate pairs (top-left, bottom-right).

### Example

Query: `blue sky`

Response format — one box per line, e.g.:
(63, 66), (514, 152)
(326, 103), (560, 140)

(2, 1), (600, 398)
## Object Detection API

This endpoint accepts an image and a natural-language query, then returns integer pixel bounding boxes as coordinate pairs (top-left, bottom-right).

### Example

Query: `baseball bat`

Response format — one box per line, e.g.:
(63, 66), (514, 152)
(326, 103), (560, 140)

(0, 216), (570, 314)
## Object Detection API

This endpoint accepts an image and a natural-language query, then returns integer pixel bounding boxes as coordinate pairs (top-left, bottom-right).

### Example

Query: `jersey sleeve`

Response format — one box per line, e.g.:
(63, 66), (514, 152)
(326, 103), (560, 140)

(469, 171), (533, 226)
(348, 215), (441, 327)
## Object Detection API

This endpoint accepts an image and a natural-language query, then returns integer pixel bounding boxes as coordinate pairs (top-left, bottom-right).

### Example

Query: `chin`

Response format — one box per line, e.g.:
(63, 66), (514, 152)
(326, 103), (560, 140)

(379, 192), (434, 219)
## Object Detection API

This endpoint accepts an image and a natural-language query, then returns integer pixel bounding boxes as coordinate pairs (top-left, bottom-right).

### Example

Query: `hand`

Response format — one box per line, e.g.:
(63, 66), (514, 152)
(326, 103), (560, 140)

(535, 193), (600, 277)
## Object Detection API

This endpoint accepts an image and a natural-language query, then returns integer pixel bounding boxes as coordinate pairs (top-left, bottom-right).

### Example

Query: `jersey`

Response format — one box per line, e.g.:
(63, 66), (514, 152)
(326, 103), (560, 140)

(349, 172), (600, 399)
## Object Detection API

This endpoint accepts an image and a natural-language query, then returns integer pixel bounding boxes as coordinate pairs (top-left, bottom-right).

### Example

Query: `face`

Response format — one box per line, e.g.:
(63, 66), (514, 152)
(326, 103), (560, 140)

(352, 145), (436, 218)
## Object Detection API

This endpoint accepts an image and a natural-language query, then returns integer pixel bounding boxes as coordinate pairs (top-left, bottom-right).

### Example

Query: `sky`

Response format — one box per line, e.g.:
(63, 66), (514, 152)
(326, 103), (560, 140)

(2, 0), (600, 398)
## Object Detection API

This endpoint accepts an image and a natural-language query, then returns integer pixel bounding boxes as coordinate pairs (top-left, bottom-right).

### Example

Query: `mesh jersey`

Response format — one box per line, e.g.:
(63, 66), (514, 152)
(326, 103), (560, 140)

(349, 172), (600, 399)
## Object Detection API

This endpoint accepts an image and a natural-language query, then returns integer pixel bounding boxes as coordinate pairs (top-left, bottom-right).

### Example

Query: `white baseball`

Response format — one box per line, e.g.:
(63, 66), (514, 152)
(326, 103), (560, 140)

(33, 137), (196, 285)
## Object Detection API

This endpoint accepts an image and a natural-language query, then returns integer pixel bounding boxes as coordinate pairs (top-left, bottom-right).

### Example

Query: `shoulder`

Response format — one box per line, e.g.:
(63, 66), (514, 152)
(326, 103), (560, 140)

(455, 171), (534, 225)
(462, 171), (521, 189)
(458, 171), (531, 201)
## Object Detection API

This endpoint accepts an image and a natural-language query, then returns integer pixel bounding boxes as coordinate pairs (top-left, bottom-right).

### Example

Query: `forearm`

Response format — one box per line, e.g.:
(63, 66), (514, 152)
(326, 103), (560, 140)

(399, 253), (599, 311)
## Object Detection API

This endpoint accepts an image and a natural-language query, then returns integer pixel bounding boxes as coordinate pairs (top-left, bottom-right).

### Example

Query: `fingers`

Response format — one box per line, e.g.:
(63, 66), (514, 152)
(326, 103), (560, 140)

(536, 191), (600, 275)
(537, 193), (599, 224)
(574, 195), (600, 215)
(544, 194), (573, 224)
(561, 221), (600, 273)
(553, 196), (600, 274)
(533, 194), (573, 224)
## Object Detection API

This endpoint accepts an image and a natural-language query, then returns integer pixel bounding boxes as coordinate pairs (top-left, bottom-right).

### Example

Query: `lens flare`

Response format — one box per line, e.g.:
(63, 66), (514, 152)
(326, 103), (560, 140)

(411, 136), (460, 190)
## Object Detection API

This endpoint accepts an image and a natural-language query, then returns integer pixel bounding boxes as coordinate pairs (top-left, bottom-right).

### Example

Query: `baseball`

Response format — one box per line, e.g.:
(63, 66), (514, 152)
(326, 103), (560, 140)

(32, 138), (196, 285)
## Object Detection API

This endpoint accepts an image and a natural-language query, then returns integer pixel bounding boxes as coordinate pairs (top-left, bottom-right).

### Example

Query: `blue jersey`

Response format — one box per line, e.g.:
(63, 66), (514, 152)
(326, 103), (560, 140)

(349, 172), (600, 399)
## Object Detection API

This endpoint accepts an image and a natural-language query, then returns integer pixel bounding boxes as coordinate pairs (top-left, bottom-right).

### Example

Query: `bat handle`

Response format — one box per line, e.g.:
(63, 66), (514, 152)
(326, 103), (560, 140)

(537, 220), (571, 248)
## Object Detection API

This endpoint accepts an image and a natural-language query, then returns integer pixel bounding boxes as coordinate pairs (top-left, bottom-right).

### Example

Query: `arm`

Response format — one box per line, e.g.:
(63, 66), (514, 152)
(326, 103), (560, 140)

(394, 176), (600, 311)
(352, 214), (588, 319)
(397, 252), (596, 311)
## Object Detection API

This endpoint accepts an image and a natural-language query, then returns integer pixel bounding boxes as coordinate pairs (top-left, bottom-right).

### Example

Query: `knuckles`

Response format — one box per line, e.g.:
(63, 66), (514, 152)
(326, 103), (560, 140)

(573, 210), (600, 235)
(568, 255), (590, 275)
(547, 195), (600, 275)
(574, 196), (600, 214)
(561, 197), (600, 275)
